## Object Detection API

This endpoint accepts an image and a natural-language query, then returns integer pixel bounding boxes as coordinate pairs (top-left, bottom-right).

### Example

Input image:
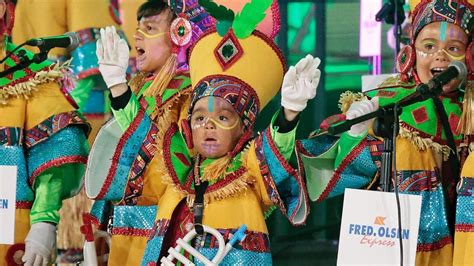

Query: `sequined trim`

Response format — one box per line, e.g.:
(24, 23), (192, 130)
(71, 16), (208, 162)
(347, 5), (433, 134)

(25, 111), (89, 148)
(318, 140), (368, 202)
(29, 155), (88, 185)
(416, 236), (452, 252)
(256, 128), (309, 225)
(255, 131), (286, 214)
(95, 109), (146, 200)
(111, 227), (152, 237)
(77, 68), (100, 80)
(16, 201), (33, 209)
(270, 0), (281, 39)
(455, 224), (474, 232)
(121, 122), (158, 205)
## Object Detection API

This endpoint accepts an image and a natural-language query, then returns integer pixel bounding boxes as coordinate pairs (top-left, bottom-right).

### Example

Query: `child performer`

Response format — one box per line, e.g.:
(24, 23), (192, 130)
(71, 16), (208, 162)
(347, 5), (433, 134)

(297, 0), (474, 265)
(87, 0), (320, 264)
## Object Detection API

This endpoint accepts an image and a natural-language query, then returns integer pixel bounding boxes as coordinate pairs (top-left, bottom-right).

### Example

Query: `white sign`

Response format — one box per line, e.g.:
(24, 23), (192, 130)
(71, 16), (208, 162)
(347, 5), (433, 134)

(0, 166), (17, 245)
(359, 0), (382, 57)
(337, 189), (422, 266)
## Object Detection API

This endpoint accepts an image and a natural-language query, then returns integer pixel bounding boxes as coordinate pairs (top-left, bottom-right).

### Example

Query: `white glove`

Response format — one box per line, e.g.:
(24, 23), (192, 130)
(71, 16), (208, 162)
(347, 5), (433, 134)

(281, 54), (321, 112)
(96, 26), (129, 88)
(22, 222), (56, 266)
(346, 97), (379, 137)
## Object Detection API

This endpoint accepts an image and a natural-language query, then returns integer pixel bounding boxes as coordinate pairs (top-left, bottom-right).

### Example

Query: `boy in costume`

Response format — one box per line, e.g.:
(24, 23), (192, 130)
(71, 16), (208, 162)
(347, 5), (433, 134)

(0, 0), (90, 265)
(85, 0), (214, 264)
(86, 0), (320, 264)
(297, 0), (473, 265)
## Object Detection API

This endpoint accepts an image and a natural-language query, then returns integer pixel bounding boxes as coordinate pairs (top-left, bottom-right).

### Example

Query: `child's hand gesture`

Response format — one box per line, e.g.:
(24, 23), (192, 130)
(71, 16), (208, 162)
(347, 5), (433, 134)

(281, 54), (321, 113)
(96, 26), (129, 89)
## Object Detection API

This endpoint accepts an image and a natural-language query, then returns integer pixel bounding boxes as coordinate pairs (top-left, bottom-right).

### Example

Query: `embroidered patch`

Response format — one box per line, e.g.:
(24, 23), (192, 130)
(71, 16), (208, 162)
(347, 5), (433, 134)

(448, 112), (460, 135)
(412, 106), (429, 124)
(214, 30), (244, 70)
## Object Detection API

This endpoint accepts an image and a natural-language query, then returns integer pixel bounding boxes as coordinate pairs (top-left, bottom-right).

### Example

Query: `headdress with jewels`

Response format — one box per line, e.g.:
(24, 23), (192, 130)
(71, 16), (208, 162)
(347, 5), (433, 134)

(140, 0), (214, 97)
(397, 0), (474, 82)
(186, 0), (285, 137)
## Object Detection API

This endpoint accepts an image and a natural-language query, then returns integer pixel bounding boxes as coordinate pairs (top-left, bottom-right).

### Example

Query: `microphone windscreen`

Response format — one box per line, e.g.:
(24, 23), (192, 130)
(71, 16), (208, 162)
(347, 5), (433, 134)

(65, 32), (80, 50)
(449, 61), (467, 81)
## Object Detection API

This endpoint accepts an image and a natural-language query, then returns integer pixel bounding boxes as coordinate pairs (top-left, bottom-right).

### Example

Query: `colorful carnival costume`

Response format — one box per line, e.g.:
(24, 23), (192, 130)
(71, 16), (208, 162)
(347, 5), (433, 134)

(85, 0), (214, 264)
(85, 0), (320, 264)
(297, 0), (474, 265)
(12, 1), (126, 255)
(0, 1), (90, 264)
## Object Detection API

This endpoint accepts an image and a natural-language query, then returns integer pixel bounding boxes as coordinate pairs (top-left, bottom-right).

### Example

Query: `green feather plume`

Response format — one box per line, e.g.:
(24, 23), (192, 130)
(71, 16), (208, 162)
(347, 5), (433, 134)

(232, 0), (273, 39)
(198, 0), (235, 36)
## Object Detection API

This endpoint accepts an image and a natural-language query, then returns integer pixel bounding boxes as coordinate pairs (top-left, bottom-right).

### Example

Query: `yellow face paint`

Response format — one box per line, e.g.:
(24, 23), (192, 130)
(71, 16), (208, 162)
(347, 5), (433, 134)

(136, 29), (166, 39)
(191, 116), (240, 131)
(416, 49), (465, 60)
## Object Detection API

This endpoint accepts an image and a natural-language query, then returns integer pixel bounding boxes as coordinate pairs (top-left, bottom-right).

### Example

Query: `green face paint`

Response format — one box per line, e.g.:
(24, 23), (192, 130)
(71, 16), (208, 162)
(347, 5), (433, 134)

(439, 22), (448, 41)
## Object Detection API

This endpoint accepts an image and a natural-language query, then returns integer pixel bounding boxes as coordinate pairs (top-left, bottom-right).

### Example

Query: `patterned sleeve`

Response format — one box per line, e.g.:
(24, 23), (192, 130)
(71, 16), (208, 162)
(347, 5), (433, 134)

(296, 132), (379, 202)
(248, 112), (309, 226)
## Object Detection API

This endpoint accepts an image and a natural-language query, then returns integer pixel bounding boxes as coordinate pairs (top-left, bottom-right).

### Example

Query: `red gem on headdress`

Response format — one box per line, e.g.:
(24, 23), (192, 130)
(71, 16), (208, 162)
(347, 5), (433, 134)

(170, 17), (193, 47)
(396, 45), (415, 75)
(214, 30), (244, 71)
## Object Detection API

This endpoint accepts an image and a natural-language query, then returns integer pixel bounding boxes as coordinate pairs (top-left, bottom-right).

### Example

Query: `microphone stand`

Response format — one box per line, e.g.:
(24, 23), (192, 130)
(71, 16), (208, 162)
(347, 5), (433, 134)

(327, 82), (436, 192)
(0, 47), (50, 78)
(329, 103), (402, 191)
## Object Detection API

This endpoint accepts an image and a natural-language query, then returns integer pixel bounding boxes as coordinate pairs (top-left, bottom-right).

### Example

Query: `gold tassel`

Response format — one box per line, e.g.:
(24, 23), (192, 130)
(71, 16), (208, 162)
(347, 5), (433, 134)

(143, 54), (177, 98)
(458, 81), (474, 135)
(128, 71), (148, 94)
(203, 148), (255, 202)
(0, 59), (72, 105)
(399, 126), (451, 160)
(338, 91), (367, 113)
(200, 155), (232, 182)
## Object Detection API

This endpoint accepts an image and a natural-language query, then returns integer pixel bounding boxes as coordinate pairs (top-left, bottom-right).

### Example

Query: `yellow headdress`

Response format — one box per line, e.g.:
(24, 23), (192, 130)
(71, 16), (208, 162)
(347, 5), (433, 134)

(188, 0), (285, 130)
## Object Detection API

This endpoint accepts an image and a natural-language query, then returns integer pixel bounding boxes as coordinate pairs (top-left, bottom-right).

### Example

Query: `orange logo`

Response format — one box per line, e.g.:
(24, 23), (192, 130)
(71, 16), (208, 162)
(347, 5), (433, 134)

(374, 216), (386, 225)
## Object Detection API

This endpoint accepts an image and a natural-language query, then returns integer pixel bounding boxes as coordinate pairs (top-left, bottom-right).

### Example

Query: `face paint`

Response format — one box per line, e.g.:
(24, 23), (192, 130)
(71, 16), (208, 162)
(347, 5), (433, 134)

(191, 97), (244, 159)
(439, 21), (448, 41)
(208, 96), (214, 113)
(191, 116), (240, 130)
(416, 49), (465, 60)
(136, 28), (166, 39)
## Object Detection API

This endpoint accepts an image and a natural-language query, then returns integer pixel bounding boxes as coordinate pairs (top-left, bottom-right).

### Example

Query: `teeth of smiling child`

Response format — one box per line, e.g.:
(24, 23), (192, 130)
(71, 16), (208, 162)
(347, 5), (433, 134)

(432, 67), (446, 71)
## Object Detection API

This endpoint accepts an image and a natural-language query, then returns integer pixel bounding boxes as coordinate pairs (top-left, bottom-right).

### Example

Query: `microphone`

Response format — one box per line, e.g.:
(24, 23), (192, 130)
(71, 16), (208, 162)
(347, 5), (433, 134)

(399, 61), (468, 107)
(422, 61), (468, 94)
(26, 32), (80, 50)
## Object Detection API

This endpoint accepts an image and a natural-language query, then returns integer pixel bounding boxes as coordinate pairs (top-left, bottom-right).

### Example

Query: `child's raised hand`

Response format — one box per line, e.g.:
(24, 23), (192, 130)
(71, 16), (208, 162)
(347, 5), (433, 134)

(281, 54), (321, 112)
(96, 26), (129, 89)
